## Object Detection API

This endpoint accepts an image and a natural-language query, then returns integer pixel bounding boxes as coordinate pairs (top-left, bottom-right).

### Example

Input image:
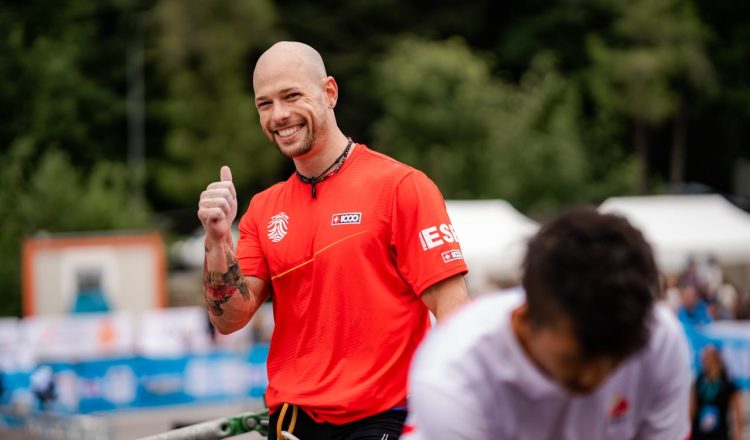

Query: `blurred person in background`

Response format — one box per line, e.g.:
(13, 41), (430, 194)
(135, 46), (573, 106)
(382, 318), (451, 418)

(198, 41), (469, 439)
(737, 290), (750, 320)
(657, 273), (683, 313)
(677, 273), (714, 327)
(715, 280), (739, 320)
(70, 269), (111, 314)
(697, 256), (723, 299)
(404, 208), (691, 439)
(691, 344), (743, 440)
(30, 365), (56, 412)
(661, 273), (684, 313)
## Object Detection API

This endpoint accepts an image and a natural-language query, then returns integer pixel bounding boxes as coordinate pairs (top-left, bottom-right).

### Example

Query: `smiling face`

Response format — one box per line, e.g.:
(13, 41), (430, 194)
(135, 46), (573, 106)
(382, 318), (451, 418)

(512, 305), (622, 395)
(252, 42), (337, 159)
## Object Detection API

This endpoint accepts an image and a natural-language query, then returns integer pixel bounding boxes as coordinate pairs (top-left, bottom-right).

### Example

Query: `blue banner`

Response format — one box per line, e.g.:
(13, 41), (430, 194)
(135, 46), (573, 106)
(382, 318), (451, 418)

(683, 322), (750, 390)
(0, 345), (269, 414)
(3, 320), (748, 416)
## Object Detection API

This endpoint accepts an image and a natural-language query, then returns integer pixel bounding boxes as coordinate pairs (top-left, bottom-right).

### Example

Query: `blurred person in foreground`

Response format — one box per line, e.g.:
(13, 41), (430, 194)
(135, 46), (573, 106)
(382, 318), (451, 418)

(197, 41), (469, 439)
(404, 208), (691, 439)
(691, 345), (743, 440)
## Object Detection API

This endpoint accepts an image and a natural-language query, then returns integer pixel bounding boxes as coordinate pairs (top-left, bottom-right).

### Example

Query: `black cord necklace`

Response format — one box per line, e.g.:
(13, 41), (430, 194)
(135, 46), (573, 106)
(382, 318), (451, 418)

(295, 138), (353, 198)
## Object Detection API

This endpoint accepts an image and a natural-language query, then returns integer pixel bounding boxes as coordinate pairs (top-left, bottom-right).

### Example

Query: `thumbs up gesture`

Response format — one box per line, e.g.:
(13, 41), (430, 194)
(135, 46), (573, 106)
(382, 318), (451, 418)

(198, 166), (238, 246)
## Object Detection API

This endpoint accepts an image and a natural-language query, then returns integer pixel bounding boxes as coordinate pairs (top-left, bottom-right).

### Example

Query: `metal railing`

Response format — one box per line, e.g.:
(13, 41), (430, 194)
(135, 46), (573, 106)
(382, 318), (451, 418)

(136, 409), (269, 440)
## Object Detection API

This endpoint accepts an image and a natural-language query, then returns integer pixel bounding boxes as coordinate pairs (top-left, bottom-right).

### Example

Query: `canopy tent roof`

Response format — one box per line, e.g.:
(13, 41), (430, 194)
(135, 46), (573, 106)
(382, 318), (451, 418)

(599, 194), (750, 274)
(445, 199), (539, 294)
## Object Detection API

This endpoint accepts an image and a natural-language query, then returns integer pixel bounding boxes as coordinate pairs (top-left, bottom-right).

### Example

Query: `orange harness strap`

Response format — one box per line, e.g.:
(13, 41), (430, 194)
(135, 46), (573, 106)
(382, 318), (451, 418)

(275, 403), (299, 439)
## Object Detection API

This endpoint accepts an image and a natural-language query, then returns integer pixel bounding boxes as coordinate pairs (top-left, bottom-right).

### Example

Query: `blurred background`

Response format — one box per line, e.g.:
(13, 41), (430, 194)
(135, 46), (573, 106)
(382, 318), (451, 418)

(1, 0), (749, 438)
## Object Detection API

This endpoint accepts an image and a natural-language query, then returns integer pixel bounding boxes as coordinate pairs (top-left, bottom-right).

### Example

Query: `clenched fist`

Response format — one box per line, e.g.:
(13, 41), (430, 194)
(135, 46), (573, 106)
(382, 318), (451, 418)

(198, 166), (238, 247)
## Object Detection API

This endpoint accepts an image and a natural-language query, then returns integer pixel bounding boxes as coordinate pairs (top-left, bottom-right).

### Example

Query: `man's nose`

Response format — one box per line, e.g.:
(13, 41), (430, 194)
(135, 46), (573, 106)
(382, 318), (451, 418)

(271, 101), (291, 124)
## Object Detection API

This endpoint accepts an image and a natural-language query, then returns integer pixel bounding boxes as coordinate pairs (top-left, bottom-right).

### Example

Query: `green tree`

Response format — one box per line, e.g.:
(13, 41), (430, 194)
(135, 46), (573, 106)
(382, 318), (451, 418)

(372, 37), (638, 216)
(0, 0), (148, 165)
(152, 0), (285, 207)
(372, 38), (505, 199)
(171, 0), (745, 198)
(0, 141), (151, 316)
(0, 1), (155, 316)
(586, 0), (715, 189)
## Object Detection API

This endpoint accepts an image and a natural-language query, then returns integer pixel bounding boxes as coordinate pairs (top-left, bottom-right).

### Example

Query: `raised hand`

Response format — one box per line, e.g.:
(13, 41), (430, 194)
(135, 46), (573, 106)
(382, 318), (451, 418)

(198, 166), (238, 247)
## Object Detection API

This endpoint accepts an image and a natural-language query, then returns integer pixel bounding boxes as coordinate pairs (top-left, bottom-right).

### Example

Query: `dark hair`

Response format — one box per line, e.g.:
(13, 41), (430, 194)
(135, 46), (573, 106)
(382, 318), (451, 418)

(522, 207), (657, 359)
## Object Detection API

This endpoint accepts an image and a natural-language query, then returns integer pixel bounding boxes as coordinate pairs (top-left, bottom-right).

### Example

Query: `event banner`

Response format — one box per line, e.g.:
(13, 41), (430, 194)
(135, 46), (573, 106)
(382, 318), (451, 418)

(685, 321), (750, 389)
(2, 312), (748, 415)
(1, 347), (268, 413)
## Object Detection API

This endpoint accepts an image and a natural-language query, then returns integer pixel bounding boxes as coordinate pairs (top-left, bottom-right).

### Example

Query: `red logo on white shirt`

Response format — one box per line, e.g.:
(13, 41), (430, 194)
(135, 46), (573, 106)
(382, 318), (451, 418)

(608, 395), (630, 420)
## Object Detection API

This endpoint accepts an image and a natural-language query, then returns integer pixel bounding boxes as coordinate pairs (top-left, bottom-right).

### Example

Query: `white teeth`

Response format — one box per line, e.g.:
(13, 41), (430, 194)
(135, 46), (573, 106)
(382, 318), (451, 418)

(277, 125), (302, 137)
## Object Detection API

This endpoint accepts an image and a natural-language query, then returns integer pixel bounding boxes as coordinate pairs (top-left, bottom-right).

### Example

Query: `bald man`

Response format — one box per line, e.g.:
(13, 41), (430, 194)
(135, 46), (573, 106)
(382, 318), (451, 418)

(198, 42), (470, 439)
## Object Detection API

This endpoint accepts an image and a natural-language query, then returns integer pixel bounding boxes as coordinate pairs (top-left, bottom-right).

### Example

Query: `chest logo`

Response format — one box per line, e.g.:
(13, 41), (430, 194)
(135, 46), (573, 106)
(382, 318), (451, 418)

(331, 212), (362, 225)
(267, 212), (289, 242)
(607, 395), (630, 422)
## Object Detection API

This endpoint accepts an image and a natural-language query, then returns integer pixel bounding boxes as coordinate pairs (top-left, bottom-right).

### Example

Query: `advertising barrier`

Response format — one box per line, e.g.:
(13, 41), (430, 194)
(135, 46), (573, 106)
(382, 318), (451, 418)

(1, 346), (268, 414)
(684, 321), (750, 389)
(1, 310), (748, 416)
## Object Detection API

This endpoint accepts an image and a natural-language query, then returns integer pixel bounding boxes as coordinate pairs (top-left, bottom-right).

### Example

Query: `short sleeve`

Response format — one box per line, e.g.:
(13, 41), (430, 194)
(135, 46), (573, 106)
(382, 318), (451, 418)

(392, 171), (468, 295)
(636, 307), (692, 439)
(404, 309), (496, 440)
(235, 196), (271, 283)
(404, 376), (488, 440)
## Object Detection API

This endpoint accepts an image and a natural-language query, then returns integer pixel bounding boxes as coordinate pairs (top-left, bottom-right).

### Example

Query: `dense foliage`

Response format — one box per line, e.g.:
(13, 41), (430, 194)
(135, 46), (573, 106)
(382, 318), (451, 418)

(1, 0), (748, 315)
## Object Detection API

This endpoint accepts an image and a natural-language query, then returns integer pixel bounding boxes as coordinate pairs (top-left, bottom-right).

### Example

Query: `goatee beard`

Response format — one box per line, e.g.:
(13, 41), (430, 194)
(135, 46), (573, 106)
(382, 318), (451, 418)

(275, 132), (313, 159)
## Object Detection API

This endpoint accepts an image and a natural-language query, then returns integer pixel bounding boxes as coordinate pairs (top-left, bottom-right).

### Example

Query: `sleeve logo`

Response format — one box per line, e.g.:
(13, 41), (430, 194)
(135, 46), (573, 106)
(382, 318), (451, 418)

(419, 223), (459, 250)
(441, 250), (464, 263)
(331, 212), (362, 225)
(267, 212), (289, 242)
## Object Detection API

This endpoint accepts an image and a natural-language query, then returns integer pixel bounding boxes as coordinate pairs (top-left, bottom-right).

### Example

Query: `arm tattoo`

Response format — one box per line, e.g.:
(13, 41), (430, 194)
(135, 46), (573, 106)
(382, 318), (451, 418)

(203, 250), (251, 316)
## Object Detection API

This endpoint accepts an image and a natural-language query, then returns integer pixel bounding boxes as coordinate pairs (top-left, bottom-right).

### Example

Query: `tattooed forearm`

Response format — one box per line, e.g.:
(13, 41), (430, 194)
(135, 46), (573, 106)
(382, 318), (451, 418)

(203, 250), (251, 316)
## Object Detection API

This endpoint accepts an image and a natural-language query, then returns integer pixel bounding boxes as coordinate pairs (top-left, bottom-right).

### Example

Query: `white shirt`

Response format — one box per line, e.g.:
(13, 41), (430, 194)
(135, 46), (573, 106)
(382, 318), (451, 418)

(405, 290), (691, 440)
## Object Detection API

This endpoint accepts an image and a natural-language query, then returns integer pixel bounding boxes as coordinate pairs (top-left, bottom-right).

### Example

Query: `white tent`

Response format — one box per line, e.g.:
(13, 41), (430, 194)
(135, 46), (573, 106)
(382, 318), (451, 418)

(445, 199), (539, 295)
(599, 195), (750, 279)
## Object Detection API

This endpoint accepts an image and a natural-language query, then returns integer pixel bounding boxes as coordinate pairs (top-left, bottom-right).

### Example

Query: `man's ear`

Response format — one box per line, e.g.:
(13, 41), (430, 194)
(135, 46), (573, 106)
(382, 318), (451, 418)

(322, 76), (338, 108)
(511, 304), (532, 340)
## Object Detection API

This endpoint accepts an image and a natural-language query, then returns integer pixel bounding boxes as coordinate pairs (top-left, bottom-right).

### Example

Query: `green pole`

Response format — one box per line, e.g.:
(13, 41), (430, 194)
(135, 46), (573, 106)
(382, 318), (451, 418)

(137, 409), (269, 440)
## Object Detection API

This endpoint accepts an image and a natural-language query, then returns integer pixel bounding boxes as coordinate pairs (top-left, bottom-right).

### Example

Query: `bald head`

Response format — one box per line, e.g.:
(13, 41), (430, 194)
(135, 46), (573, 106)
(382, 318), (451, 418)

(251, 41), (345, 164)
(253, 42), (327, 92)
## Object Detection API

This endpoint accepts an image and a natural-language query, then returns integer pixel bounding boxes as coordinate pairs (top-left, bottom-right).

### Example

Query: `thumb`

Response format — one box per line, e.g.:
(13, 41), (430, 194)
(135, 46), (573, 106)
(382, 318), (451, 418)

(220, 165), (233, 182)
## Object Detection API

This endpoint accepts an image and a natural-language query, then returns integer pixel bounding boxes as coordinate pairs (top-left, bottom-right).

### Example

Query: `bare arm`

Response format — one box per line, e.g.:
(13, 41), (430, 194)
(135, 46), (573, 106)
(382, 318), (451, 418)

(199, 165), (270, 334)
(420, 274), (470, 323)
(203, 240), (270, 334)
(731, 390), (743, 440)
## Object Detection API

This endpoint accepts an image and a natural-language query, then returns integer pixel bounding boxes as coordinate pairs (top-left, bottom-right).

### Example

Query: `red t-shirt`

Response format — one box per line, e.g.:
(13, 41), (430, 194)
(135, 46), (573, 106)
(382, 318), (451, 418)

(236, 145), (468, 424)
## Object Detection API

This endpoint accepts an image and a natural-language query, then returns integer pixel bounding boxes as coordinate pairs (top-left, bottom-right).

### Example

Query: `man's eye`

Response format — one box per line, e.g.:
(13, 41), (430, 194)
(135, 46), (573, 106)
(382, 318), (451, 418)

(286, 93), (300, 100)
